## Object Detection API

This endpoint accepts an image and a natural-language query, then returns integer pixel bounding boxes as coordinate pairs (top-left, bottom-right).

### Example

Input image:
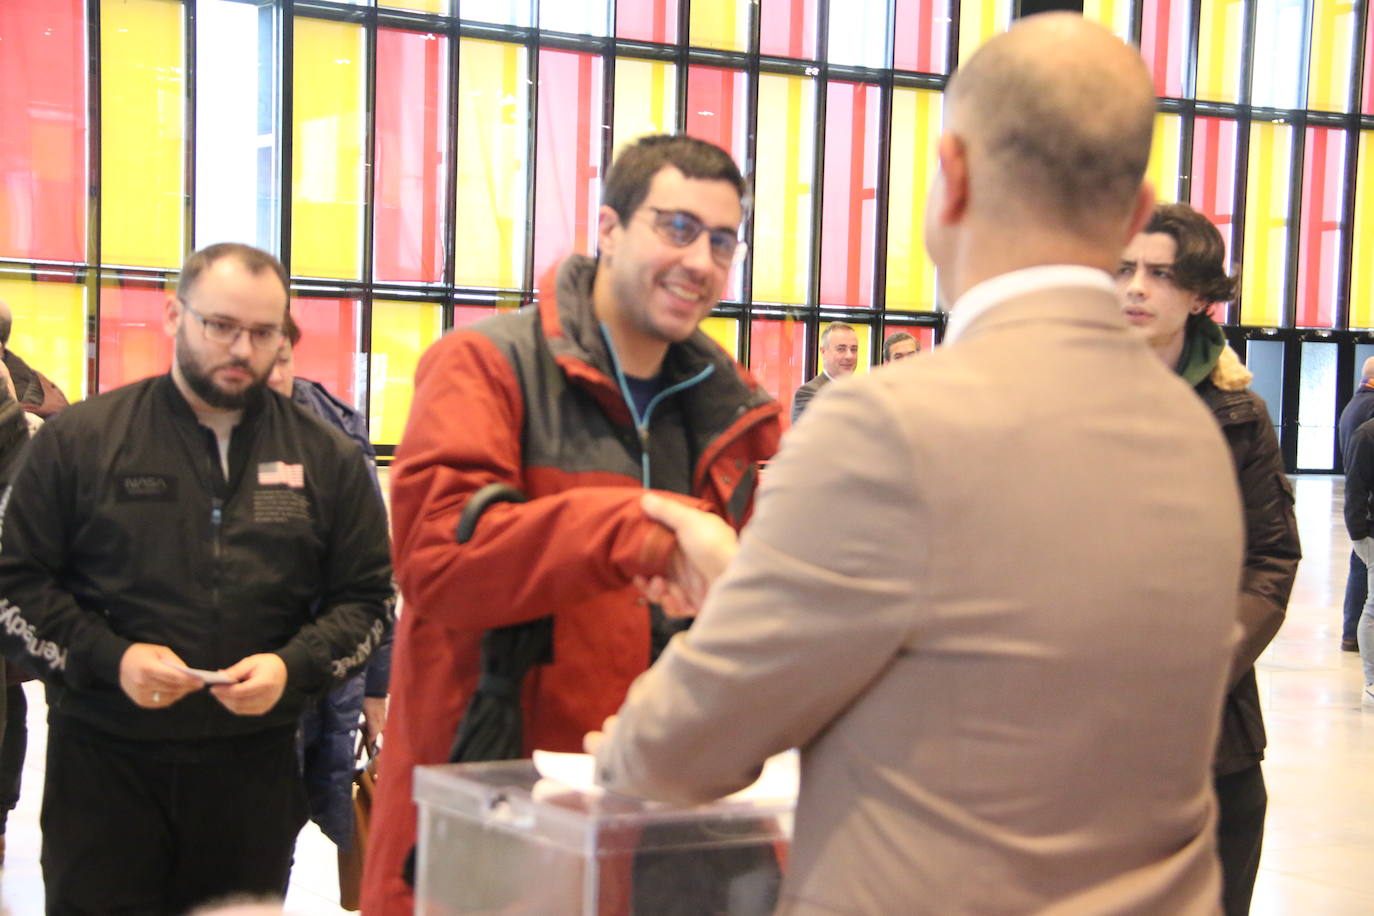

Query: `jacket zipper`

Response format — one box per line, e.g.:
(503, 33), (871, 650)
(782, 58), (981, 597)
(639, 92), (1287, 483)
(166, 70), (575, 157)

(600, 321), (715, 488)
(210, 497), (224, 607)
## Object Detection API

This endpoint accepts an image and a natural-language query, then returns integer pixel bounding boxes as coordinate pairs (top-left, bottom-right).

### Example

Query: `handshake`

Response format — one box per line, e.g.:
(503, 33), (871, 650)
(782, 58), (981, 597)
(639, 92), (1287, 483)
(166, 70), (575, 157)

(636, 492), (741, 619)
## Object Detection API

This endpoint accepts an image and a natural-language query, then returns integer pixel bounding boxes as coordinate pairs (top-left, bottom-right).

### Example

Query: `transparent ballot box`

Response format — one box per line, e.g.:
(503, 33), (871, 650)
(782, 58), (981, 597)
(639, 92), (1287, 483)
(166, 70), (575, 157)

(412, 759), (794, 915)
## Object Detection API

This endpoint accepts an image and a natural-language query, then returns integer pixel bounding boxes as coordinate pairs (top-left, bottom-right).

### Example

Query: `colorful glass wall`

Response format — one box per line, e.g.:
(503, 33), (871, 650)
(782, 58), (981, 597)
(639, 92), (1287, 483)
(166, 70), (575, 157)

(5, 0), (1374, 449)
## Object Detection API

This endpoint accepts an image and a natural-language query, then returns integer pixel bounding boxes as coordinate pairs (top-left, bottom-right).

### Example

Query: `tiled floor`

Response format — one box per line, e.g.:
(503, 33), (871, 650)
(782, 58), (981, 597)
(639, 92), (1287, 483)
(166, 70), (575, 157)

(1, 474), (1373, 914)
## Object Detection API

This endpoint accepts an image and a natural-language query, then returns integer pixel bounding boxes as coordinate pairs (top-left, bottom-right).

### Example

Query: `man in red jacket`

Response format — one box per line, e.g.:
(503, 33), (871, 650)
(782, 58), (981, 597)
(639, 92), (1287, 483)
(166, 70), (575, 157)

(362, 134), (781, 915)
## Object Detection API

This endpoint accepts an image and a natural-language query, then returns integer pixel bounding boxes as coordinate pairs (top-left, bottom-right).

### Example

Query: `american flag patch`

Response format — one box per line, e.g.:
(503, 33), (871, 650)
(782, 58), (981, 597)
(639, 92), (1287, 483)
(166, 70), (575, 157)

(258, 461), (305, 489)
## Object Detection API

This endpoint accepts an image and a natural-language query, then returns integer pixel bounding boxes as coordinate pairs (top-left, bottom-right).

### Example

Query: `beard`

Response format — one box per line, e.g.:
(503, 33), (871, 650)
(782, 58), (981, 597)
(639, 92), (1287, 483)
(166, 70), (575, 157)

(176, 324), (270, 410)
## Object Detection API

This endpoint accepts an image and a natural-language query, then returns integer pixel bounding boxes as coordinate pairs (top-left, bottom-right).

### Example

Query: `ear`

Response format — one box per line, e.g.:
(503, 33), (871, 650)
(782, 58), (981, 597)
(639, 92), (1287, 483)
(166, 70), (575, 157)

(1124, 180), (1156, 242)
(163, 294), (181, 338)
(1190, 295), (1210, 316)
(596, 205), (623, 262)
(932, 133), (970, 227)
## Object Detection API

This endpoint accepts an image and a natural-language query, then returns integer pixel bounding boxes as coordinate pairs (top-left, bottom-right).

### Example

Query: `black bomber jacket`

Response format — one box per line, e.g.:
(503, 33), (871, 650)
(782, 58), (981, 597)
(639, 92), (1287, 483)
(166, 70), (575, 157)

(0, 374), (393, 742)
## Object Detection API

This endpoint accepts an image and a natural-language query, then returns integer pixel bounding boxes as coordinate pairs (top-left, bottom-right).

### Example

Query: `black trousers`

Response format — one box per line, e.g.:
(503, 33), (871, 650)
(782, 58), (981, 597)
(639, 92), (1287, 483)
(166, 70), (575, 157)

(41, 719), (308, 916)
(1215, 764), (1267, 916)
(0, 682), (26, 827)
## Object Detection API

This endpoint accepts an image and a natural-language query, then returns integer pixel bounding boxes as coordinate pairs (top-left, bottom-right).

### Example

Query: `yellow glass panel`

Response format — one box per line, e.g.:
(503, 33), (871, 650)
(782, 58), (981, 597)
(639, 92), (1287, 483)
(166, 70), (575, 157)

(369, 300), (443, 445)
(1082, 0), (1133, 41)
(0, 279), (87, 401)
(700, 316), (737, 359)
(1348, 133), (1374, 328)
(613, 59), (677, 162)
(1308, 0), (1355, 113)
(1240, 121), (1292, 326)
(100, 0), (184, 269)
(1197, 0), (1244, 103)
(292, 18), (366, 279)
(958, 0), (1011, 69)
(455, 39), (528, 290)
(886, 88), (942, 312)
(753, 75), (815, 304)
(1147, 113), (1183, 203)
(383, 0), (449, 11)
(816, 322), (872, 375)
(690, 0), (749, 52)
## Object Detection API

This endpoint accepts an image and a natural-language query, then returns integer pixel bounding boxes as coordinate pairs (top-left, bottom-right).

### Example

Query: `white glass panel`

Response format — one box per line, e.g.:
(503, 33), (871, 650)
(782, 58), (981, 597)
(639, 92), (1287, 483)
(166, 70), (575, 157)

(194, 0), (280, 253)
(1298, 340), (1337, 469)
(1251, 0), (1307, 109)
(827, 0), (889, 67)
(462, 0), (533, 26)
(537, 0), (608, 35)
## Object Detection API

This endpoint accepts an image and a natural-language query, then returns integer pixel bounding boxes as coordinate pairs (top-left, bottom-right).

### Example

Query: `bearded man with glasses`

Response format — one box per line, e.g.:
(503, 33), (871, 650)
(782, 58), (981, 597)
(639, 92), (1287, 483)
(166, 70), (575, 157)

(0, 242), (393, 914)
(363, 134), (781, 915)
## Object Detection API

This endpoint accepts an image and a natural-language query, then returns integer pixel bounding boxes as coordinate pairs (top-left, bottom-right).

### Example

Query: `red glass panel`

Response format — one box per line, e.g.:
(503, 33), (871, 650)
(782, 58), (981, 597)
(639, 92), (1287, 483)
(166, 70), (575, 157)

(290, 298), (360, 405)
(1190, 116), (1240, 271)
(760, 0), (817, 59)
(1296, 127), (1346, 328)
(1139, 0), (1188, 98)
(894, 0), (951, 73)
(686, 67), (747, 161)
(374, 29), (449, 283)
(532, 50), (604, 292)
(0, 0), (87, 261)
(820, 81), (878, 308)
(99, 284), (172, 393)
(616, 0), (678, 43)
(453, 305), (497, 329)
(749, 318), (807, 426)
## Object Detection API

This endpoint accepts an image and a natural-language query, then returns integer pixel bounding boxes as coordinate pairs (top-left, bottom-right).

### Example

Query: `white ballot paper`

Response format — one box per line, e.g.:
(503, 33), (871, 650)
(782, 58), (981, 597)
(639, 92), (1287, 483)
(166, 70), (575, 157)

(532, 748), (799, 804)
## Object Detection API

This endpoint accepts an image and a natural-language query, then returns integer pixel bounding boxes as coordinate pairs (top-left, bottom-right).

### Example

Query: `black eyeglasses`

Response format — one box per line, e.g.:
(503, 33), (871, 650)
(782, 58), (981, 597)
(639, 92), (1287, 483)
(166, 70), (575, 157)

(180, 300), (284, 351)
(643, 207), (747, 267)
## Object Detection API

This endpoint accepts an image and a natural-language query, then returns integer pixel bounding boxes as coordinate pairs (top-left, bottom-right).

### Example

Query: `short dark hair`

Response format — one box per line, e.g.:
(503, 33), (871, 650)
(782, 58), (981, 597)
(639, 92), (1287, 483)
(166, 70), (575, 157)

(282, 311), (301, 347)
(176, 243), (290, 304)
(602, 135), (746, 224)
(820, 322), (856, 348)
(1143, 203), (1237, 304)
(882, 331), (918, 362)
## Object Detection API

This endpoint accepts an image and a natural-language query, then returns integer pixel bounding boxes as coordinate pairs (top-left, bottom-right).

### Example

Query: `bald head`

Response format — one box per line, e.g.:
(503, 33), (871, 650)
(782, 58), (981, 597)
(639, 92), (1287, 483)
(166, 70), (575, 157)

(1362, 356), (1374, 381)
(945, 13), (1156, 233)
(0, 300), (11, 349)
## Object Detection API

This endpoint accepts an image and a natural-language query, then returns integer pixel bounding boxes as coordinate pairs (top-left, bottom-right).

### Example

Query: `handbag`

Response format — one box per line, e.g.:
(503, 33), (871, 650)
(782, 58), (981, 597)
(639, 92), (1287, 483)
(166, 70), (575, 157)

(338, 735), (378, 911)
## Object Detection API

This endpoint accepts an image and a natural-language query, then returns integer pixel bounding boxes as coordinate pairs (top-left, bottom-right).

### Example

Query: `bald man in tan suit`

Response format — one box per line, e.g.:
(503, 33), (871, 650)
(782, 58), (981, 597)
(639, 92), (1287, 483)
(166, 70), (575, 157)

(590, 14), (1243, 915)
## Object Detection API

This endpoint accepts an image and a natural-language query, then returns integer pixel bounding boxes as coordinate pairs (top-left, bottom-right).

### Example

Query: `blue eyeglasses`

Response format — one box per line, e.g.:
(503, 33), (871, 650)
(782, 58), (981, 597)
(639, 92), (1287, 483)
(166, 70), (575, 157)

(643, 207), (747, 267)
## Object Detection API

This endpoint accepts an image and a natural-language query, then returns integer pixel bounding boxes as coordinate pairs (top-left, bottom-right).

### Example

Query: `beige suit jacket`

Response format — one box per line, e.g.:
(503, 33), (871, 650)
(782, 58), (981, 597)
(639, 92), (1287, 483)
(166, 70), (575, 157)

(598, 285), (1244, 914)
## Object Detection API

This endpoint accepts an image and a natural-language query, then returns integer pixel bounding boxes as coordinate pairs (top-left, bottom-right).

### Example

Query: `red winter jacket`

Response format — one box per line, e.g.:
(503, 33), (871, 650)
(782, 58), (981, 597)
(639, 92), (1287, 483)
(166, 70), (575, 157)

(362, 256), (781, 915)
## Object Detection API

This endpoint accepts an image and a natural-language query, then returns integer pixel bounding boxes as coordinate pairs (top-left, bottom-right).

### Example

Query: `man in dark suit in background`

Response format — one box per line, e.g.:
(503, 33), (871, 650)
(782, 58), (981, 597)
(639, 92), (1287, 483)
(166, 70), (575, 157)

(1338, 357), (1374, 652)
(882, 330), (920, 363)
(791, 321), (858, 423)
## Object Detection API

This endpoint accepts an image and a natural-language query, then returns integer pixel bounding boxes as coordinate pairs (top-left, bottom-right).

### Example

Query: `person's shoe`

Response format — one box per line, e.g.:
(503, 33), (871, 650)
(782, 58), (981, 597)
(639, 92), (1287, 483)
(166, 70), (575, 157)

(1343, 638), (1360, 652)
(1363, 684), (1374, 707)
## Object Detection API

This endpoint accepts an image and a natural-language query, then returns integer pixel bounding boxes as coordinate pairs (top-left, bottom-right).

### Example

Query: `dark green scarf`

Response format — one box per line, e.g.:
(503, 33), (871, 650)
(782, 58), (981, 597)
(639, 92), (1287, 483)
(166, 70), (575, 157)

(1175, 313), (1225, 387)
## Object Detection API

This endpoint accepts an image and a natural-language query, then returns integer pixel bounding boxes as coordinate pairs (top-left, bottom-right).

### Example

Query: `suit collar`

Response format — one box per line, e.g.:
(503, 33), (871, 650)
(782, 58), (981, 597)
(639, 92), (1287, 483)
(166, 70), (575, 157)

(943, 265), (1118, 345)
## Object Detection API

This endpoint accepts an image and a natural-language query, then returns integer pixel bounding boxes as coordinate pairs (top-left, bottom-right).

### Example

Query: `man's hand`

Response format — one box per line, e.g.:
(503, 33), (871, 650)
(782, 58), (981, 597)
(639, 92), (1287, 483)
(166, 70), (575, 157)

(118, 643), (204, 708)
(636, 493), (740, 617)
(210, 653), (288, 716)
(362, 695), (387, 744)
(583, 714), (618, 758)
